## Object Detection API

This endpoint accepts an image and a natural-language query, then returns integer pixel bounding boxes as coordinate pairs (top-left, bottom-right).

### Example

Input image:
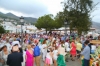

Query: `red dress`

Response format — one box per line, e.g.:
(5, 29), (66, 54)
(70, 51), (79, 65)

(70, 42), (76, 56)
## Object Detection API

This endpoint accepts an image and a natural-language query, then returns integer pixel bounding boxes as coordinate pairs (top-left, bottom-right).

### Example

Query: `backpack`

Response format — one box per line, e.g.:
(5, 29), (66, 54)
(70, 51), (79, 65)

(34, 46), (40, 57)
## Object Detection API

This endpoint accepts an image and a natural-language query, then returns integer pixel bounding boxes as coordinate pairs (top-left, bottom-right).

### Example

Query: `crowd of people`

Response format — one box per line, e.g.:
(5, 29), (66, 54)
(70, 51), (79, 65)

(0, 33), (99, 66)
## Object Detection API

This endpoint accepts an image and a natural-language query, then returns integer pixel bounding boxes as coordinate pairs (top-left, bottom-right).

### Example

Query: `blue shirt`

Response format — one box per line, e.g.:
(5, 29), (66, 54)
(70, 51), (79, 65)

(82, 40), (85, 48)
(81, 45), (90, 60)
(61, 36), (64, 41)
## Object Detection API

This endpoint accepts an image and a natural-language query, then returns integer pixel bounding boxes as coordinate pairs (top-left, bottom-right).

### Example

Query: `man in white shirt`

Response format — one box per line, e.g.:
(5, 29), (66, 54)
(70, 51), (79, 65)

(65, 42), (70, 52)
(65, 41), (70, 62)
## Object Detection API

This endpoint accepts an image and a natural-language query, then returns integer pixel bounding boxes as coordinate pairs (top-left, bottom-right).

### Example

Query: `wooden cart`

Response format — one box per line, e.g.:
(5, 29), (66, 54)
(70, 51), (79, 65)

(90, 40), (100, 44)
(90, 40), (100, 66)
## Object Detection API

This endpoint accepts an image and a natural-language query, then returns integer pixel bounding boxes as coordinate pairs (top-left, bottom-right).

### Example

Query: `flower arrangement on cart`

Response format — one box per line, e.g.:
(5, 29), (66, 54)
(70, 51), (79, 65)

(90, 46), (100, 66)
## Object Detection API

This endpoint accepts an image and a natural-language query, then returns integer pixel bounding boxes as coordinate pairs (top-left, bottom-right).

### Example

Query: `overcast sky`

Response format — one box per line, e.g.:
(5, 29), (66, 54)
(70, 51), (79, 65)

(0, 0), (100, 23)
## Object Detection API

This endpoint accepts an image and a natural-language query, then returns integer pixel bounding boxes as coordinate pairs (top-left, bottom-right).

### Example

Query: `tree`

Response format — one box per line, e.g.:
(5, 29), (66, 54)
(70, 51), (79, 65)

(35, 14), (58, 33)
(0, 20), (3, 23)
(0, 26), (6, 33)
(54, 12), (65, 28)
(68, 10), (92, 35)
(58, 0), (96, 35)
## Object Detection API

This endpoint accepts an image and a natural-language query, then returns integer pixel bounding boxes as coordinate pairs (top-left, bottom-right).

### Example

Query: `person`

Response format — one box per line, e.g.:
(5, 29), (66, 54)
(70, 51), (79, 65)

(18, 47), (25, 66)
(52, 40), (56, 50)
(70, 40), (76, 61)
(81, 38), (85, 49)
(81, 40), (90, 66)
(61, 35), (65, 41)
(53, 46), (58, 66)
(45, 48), (53, 66)
(7, 46), (23, 66)
(21, 49), (26, 66)
(41, 40), (47, 61)
(12, 39), (21, 48)
(76, 41), (82, 59)
(34, 42), (41, 66)
(0, 45), (10, 66)
(65, 40), (70, 62)
(89, 35), (93, 40)
(57, 43), (66, 66)
(5, 39), (11, 51)
(40, 37), (44, 44)
(98, 35), (100, 40)
(26, 44), (34, 66)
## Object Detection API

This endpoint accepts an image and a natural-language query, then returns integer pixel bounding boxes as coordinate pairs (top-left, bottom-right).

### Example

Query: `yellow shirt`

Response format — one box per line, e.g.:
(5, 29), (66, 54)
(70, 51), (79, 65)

(76, 43), (82, 51)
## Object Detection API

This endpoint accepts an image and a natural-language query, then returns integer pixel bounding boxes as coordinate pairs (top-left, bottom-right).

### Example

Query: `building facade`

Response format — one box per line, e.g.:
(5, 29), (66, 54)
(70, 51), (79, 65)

(0, 21), (37, 33)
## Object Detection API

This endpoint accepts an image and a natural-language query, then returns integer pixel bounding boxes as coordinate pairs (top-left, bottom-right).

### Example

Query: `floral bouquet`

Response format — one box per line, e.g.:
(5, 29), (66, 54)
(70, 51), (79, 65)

(90, 46), (100, 66)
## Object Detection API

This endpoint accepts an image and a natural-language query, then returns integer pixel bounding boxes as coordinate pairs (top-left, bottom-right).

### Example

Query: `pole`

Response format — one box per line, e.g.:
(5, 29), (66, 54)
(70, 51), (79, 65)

(20, 16), (24, 46)
(65, 24), (66, 36)
(65, 23), (67, 41)
(16, 29), (17, 34)
(21, 24), (23, 45)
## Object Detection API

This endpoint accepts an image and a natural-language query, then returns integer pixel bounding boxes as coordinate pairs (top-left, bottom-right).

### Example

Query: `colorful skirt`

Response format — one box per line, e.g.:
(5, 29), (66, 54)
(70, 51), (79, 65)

(57, 54), (66, 66)
(45, 58), (50, 64)
(45, 57), (52, 65)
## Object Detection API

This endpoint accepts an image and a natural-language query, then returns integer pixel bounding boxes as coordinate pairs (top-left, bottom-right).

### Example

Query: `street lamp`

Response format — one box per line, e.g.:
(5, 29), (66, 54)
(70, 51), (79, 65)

(20, 16), (24, 45)
(64, 21), (68, 36)
(16, 26), (17, 34)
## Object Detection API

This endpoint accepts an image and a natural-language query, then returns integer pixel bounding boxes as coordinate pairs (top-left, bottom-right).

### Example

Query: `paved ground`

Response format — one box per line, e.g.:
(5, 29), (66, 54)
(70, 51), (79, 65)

(35, 58), (81, 66)
(66, 58), (81, 66)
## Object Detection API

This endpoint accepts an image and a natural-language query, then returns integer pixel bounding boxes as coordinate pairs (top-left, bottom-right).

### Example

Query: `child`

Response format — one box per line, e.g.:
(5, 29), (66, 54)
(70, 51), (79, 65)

(44, 48), (53, 66)
(53, 46), (58, 66)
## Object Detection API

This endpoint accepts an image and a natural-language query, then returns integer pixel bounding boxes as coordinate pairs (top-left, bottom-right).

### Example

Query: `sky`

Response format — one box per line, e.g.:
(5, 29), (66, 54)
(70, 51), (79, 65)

(0, 0), (100, 23)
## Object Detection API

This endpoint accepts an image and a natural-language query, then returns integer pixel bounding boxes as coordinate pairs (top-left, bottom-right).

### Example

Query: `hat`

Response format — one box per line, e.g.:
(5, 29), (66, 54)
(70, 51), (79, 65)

(31, 43), (35, 46)
(12, 41), (21, 48)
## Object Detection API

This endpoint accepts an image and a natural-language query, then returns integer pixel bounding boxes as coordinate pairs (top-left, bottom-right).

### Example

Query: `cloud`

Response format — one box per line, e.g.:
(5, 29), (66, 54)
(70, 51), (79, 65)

(91, 10), (100, 23)
(91, 0), (100, 23)
(0, 8), (34, 17)
(0, 0), (49, 17)
(0, 0), (100, 23)
(40, 0), (63, 16)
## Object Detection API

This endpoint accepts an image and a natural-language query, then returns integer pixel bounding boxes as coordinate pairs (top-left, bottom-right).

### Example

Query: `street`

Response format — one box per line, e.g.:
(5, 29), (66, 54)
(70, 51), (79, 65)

(34, 58), (81, 66)
(66, 59), (81, 66)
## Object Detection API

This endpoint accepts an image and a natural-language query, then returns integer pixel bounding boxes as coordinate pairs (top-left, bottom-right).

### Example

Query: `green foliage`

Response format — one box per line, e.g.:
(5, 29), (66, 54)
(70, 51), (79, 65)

(6, 30), (9, 33)
(0, 20), (3, 23)
(54, 12), (65, 27)
(0, 26), (6, 33)
(35, 14), (61, 33)
(57, 0), (96, 35)
(68, 10), (92, 35)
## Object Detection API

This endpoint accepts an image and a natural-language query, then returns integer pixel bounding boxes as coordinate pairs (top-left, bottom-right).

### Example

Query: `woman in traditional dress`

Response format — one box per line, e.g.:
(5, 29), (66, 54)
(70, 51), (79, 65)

(70, 40), (76, 61)
(57, 41), (66, 66)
